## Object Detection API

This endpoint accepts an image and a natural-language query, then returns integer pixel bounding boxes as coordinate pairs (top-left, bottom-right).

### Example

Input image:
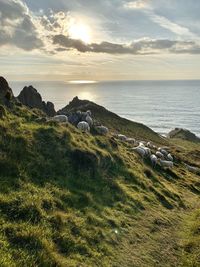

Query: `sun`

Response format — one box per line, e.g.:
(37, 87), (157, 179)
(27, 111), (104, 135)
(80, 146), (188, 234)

(68, 22), (91, 44)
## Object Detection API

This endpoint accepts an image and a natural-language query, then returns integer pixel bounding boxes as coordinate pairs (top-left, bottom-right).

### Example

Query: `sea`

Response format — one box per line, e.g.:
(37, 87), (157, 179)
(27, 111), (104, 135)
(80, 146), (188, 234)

(10, 80), (200, 137)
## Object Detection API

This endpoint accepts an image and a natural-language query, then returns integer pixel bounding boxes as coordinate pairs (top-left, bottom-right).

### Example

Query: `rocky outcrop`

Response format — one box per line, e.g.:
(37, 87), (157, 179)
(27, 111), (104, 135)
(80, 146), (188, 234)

(168, 128), (200, 143)
(0, 76), (14, 106)
(18, 86), (56, 116)
(58, 96), (164, 143)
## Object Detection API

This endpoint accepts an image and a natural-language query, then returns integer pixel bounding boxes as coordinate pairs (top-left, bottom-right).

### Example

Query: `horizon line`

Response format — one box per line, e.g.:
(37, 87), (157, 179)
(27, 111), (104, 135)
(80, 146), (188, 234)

(10, 78), (200, 83)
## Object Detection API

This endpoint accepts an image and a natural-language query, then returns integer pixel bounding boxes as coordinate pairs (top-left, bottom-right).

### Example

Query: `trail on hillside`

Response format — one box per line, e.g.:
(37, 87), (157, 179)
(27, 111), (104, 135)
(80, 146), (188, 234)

(114, 192), (200, 267)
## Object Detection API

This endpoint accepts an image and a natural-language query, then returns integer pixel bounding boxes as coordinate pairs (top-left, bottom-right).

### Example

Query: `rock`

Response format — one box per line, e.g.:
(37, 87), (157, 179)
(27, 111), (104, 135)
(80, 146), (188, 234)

(17, 86), (56, 117)
(46, 101), (56, 117)
(168, 128), (200, 143)
(0, 76), (14, 106)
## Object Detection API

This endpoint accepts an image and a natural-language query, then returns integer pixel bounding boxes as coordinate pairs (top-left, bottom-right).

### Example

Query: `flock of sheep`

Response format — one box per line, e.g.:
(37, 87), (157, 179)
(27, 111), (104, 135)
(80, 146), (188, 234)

(52, 110), (109, 135)
(115, 134), (174, 169)
(51, 112), (199, 174)
(115, 133), (200, 174)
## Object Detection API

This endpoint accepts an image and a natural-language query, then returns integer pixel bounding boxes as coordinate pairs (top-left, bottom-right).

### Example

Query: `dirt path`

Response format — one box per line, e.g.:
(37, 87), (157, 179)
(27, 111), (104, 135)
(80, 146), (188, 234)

(114, 193), (200, 267)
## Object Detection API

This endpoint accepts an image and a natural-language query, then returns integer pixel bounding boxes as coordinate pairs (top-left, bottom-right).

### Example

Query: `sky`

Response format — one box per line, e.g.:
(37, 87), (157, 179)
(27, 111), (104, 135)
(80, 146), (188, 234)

(0, 0), (200, 81)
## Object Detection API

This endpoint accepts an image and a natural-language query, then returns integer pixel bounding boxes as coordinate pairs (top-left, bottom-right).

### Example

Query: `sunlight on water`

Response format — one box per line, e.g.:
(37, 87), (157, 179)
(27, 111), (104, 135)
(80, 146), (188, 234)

(68, 80), (98, 84)
(78, 91), (97, 102)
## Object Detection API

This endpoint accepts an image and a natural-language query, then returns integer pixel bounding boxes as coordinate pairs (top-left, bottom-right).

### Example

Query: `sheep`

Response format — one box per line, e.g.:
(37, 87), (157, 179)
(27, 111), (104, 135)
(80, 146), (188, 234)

(140, 146), (151, 157)
(116, 134), (127, 142)
(158, 159), (173, 169)
(156, 151), (164, 159)
(77, 121), (90, 133)
(184, 164), (199, 174)
(150, 154), (158, 168)
(86, 110), (92, 116)
(85, 115), (93, 126)
(132, 146), (146, 158)
(68, 111), (82, 125)
(53, 115), (68, 123)
(147, 141), (151, 147)
(126, 138), (135, 144)
(139, 141), (146, 147)
(158, 148), (168, 156)
(167, 153), (173, 161)
(147, 141), (155, 149)
(95, 126), (109, 135)
(134, 140), (140, 146)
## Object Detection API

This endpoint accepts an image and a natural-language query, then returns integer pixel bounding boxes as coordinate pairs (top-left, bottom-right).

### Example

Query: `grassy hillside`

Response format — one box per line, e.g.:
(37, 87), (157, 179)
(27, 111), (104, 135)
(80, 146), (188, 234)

(0, 104), (200, 266)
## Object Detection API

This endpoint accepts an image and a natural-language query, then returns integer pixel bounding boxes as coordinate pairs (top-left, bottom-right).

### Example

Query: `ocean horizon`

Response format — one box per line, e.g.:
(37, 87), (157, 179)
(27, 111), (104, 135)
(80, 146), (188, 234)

(10, 79), (200, 137)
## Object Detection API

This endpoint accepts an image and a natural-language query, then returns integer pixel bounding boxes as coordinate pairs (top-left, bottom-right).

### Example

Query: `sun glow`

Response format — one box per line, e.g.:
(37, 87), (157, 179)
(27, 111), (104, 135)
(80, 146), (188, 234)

(68, 22), (91, 43)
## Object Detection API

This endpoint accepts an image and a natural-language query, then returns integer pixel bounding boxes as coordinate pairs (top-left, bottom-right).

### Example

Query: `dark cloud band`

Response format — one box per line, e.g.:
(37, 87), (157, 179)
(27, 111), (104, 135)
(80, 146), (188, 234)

(52, 34), (200, 55)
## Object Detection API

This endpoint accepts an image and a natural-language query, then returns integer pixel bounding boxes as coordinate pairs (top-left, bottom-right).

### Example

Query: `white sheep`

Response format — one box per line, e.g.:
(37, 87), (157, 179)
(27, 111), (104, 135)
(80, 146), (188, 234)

(77, 121), (90, 133)
(158, 148), (168, 156)
(184, 164), (199, 174)
(139, 141), (146, 147)
(85, 115), (93, 126)
(86, 110), (92, 116)
(95, 126), (109, 135)
(150, 154), (158, 168)
(126, 138), (135, 144)
(147, 141), (155, 149)
(140, 146), (151, 157)
(167, 153), (173, 161)
(52, 115), (68, 123)
(132, 146), (146, 158)
(117, 134), (127, 141)
(156, 151), (164, 159)
(134, 140), (139, 146)
(158, 159), (173, 168)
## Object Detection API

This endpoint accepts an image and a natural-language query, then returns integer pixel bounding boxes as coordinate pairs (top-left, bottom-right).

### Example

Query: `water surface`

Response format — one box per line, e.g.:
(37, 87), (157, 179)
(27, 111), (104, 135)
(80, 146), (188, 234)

(10, 80), (200, 137)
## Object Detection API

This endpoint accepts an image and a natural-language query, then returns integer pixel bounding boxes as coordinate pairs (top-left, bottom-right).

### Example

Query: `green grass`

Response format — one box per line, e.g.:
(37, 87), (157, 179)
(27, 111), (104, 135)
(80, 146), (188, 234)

(0, 105), (200, 266)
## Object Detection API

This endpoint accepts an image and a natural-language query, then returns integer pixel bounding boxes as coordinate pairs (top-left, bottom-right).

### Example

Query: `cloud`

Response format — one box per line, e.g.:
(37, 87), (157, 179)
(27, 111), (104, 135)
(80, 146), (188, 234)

(0, 0), (43, 50)
(124, 0), (150, 10)
(147, 12), (198, 39)
(124, 0), (199, 40)
(1, 0), (200, 56)
(52, 35), (200, 55)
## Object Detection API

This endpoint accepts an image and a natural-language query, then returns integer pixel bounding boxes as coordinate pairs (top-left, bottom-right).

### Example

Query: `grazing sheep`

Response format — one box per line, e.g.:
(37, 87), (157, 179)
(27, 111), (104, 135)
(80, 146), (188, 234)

(147, 141), (151, 147)
(68, 111), (82, 125)
(134, 140), (139, 146)
(53, 115), (68, 123)
(95, 126), (109, 135)
(132, 146), (146, 158)
(184, 164), (199, 174)
(140, 146), (151, 156)
(85, 115), (93, 126)
(117, 134), (127, 141)
(86, 110), (92, 116)
(77, 121), (90, 133)
(147, 141), (155, 149)
(156, 151), (164, 159)
(150, 154), (158, 168)
(126, 138), (135, 144)
(167, 153), (173, 161)
(158, 148), (168, 156)
(158, 159), (173, 168)
(139, 141), (146, 147)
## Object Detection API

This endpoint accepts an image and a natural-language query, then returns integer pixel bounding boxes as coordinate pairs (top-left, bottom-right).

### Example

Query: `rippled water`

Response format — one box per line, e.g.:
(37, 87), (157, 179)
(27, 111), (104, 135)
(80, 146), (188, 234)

(11, 80), (200, 137)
